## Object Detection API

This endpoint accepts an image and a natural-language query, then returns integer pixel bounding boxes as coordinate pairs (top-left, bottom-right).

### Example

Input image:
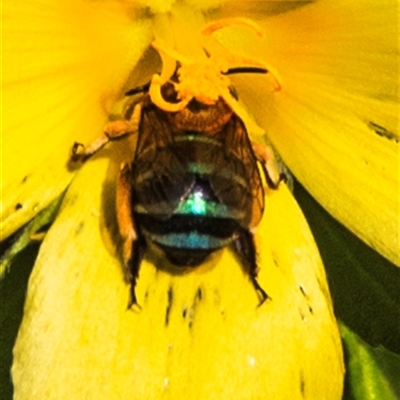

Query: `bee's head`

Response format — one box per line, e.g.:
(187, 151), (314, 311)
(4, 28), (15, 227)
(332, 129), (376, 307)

(160, 77), (234, 134)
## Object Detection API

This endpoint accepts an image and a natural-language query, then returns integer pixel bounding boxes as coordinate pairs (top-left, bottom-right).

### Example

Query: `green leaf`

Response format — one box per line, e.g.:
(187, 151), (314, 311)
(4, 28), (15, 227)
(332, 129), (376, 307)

(293, 180), (400, 353)
(0, 243), (40, 400)
(341, 323), (400, 400)
(1, 196), (63, 399)
(1, 194), (63, 279)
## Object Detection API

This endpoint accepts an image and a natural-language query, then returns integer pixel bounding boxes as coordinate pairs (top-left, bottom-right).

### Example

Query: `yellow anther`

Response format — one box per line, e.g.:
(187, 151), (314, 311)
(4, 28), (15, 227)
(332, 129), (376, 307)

(149, 74), (189, 112)
(175, 58), (231, 105)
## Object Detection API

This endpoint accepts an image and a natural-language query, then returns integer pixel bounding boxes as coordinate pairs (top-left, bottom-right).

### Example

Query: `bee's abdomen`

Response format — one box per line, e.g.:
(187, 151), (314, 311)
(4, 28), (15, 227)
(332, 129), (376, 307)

(135, 178), (241, 267)
(138, 214), (238, 266)
(132, 131), (257, 267)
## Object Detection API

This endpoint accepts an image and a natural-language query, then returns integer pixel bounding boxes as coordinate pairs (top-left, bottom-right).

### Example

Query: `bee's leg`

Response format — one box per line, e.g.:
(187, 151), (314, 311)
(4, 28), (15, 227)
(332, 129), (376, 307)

(252, 142), (286, 189)
(116, 162), (145, 308)
(233, 229), (270, 307)
(128, 234), (147, 309)
(71, 103), (142, 163)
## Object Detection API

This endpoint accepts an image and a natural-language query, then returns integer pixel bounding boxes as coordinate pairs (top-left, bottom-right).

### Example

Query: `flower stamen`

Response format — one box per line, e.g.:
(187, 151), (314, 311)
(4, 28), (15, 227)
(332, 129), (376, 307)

(149, 18), (281, 115)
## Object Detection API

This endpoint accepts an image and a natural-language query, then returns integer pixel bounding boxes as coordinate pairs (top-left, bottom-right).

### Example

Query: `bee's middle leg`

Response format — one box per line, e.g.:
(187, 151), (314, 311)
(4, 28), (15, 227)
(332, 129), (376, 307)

(252, 142), (286, 189)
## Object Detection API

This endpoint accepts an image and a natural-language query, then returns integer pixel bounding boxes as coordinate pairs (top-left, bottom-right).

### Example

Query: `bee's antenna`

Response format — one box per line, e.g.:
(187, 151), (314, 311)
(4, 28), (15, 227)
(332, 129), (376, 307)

(125, 82), (151, 96)
(223, 67), (268, 75)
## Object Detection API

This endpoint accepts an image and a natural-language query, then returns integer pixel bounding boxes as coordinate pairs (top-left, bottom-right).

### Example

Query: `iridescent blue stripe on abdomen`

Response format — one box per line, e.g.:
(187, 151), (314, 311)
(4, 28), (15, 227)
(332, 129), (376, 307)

(136, 214), (239, 252)
(143, 230), (233, 250)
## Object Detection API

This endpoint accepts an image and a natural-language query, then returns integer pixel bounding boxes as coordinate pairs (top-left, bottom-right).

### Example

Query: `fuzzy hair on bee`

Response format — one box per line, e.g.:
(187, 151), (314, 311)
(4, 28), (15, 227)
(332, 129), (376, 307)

(71, 34), (283, 308)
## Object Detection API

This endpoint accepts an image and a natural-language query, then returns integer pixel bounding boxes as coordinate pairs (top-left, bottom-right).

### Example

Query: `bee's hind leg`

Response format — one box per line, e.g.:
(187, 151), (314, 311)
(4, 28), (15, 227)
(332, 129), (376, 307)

(233, 228), (270, 307)
(116, 162), (146, 309)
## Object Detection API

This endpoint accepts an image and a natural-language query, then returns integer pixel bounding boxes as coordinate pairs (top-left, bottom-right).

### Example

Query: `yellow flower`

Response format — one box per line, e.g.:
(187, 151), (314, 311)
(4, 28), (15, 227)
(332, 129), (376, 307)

(3, 0), (398, 266)
(3, 0), (397, 398)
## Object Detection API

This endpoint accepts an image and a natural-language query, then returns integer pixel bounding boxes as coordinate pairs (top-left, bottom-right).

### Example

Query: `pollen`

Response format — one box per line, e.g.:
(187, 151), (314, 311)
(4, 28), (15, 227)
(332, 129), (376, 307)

(175, 58), (231, 105)
(149, 40), (233, 112)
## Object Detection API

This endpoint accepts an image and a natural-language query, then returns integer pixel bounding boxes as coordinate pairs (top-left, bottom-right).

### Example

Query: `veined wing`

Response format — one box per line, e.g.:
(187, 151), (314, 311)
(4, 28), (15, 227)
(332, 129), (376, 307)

(132, 102), (195, 218)
(209, 115), (264, 230)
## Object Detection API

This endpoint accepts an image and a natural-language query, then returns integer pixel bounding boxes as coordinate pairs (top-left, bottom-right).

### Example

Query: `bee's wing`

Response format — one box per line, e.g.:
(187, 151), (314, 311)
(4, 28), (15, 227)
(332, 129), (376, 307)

(209, 115), (264, 229)
(132, 104), (194, 218)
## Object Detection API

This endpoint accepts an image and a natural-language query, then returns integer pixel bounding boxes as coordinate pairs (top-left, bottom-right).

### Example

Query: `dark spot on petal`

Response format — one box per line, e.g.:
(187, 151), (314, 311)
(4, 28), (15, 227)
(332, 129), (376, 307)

(300, 371), (306, 396)
(15, 203), (23, 210)
(186, 309), (195, 330)
(74, 222), (84, 235)
(165, 286), (173, 326)
(186, 288), (203, 330)
(367, 121), (398, 143)
(299, 285), (313, 314)
(21, 176), (28, 183)
(195, 287), (202, 301)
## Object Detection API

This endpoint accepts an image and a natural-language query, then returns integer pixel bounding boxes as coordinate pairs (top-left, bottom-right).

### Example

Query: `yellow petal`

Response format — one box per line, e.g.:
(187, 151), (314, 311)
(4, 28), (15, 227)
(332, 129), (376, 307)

(13, 143), (344, 399)
(1, 0), (153, 239)
(211, 1), (399, 265)
(209, 0), (315, 20)
(127, 0), (229, 16)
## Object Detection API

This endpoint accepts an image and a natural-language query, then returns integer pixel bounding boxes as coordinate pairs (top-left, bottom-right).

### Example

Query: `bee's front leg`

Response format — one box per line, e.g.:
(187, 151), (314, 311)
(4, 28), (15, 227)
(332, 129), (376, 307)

(71, 103), (142, 163)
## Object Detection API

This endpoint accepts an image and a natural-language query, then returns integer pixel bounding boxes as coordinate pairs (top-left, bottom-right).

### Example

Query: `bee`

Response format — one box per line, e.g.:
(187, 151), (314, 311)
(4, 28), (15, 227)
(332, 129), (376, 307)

(72, 43), (283, 308)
